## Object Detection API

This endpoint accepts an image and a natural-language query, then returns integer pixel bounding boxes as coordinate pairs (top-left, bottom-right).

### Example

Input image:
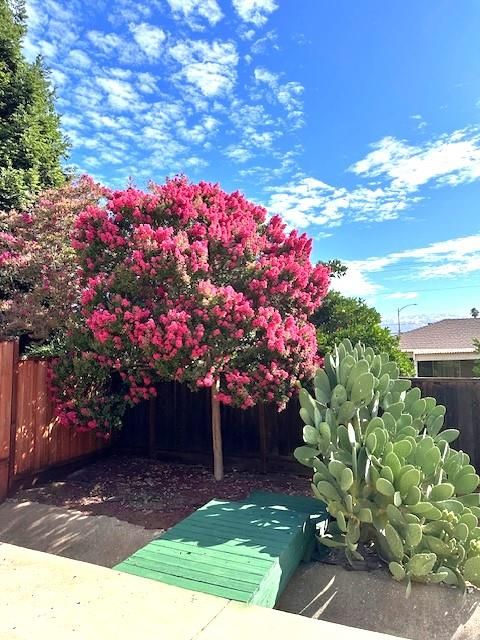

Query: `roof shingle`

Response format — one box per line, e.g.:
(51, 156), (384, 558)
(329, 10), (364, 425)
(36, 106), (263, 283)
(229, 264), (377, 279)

(400, 318), (480, 352)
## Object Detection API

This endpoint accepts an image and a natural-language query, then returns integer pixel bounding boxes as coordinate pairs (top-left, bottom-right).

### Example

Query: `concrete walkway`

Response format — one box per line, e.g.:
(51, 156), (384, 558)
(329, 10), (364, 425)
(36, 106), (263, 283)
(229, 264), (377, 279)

(0, 500), (160, 567)
(0, 543), (401, 640)
(278, 562), (480, 640)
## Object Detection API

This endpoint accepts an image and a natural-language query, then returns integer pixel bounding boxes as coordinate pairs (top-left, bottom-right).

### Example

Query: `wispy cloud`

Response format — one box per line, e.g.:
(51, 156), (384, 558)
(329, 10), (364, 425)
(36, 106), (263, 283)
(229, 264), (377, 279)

(166, 0), (223, 26)
(353, 235), (480, 279)
(232, 0), (278, 26)
(266, 128), (480, 228)
(129, 22), (166, 60)
(224, 145), (253, 163)
(265, 177), (415, 228)
(96, 76), (142, 111)
(266, 178), (345, 228)
(384, 292), (419, 300)
(169, 39), (238, 97)
(254, 67), (304, 128)
(334, 234), (480, 308)
(410, 114), (427, 130)
(67, 49), (91, 68)
(350, 128), (480, 190)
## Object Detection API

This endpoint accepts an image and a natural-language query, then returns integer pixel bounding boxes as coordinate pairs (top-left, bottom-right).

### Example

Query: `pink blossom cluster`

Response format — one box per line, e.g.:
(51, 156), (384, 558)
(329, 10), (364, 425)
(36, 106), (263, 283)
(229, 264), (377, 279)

(0, 176), (106, 341)
(53, 177), (329, 433)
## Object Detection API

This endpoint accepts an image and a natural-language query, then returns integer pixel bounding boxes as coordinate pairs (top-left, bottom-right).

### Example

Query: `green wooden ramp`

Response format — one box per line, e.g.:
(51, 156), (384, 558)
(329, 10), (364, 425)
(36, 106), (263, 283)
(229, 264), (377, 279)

(114, 492), (327, 608)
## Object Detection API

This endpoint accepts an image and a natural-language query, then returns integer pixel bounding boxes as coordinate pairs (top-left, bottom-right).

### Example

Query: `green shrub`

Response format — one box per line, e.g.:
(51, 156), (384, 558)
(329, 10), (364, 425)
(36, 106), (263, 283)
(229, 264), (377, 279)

(294, 339), (480, 593)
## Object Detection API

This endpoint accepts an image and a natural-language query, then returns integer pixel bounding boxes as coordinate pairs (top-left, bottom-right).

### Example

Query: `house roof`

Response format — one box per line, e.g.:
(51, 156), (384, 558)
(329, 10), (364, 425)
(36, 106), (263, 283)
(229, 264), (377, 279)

(400, 318), (480, 354)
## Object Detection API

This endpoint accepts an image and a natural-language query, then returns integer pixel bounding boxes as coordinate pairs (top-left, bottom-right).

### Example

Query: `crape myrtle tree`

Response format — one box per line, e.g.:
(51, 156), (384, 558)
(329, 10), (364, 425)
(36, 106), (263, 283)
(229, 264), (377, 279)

(0, 176), (106, 345)
(52, 177), (330, 479)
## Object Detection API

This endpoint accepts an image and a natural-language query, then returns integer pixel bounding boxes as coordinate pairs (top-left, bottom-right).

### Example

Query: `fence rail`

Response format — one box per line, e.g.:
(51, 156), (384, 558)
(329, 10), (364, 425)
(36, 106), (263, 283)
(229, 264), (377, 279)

(0, 341), (107, 501)
(119, 377), (480, 471)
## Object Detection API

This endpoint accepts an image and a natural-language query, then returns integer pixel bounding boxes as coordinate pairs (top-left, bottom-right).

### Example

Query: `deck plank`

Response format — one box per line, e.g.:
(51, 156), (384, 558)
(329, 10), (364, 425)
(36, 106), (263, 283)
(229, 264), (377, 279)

(115, 493), (328, 608)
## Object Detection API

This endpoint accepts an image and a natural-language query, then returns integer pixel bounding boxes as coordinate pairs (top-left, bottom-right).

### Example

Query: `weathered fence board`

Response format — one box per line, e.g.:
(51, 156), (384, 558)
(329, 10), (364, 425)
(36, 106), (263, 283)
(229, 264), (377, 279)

(411, 378), (480, 468)
(0, 341), (108, 501)
(0, 341), (17, 500)
(120, 378), (480, 472)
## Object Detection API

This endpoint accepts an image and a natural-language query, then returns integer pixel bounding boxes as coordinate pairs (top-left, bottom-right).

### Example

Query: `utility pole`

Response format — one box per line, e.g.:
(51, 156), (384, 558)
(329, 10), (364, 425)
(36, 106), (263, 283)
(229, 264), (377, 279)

(397, 304), (418, 336)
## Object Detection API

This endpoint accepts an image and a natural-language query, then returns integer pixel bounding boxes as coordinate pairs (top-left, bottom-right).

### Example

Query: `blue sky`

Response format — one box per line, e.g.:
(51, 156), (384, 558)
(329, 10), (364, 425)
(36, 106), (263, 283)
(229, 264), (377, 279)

(24, 0), (480, 329)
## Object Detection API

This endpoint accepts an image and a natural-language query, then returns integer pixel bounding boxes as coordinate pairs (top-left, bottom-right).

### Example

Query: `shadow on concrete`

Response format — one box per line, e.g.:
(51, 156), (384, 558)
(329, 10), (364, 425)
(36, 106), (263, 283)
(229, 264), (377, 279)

(277, 563), (480, 640)
(0, 500), (160, 567)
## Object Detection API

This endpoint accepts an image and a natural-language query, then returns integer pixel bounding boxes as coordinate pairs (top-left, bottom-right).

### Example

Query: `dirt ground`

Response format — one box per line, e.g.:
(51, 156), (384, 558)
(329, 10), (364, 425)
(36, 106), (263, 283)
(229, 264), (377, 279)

(14, 454), (311, 530)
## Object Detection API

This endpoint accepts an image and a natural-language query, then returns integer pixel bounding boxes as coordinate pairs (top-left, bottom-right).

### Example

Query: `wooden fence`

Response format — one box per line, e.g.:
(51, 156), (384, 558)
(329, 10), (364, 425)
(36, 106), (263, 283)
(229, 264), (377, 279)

(0, 341), (107, 501)
(1, 336), (479, 493)
(411, 378), (480, 469)
(117, 381), (304, 472)
(119, 377), (480, 472)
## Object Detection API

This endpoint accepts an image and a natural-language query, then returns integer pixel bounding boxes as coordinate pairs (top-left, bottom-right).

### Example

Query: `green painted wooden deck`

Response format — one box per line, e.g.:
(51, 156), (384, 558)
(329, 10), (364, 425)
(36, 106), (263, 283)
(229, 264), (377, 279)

(114, 492), (327, 608)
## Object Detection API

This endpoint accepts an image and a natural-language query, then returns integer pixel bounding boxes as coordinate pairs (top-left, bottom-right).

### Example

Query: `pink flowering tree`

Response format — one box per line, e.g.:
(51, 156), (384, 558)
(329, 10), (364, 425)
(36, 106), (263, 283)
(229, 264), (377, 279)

(0, 176), (106, 344)
(52, 177), (330, 479)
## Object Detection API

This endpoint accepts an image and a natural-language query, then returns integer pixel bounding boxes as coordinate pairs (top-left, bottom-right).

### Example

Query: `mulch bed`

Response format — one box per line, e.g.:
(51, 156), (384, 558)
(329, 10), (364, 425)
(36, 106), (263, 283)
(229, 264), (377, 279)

(14, 454), (311, 530)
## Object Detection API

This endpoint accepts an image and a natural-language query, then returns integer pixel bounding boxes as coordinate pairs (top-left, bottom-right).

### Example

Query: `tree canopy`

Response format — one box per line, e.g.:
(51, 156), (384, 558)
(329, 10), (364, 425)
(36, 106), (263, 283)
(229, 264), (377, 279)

(312, 290), (414, 376)
(0, 176), (106, 344)
(0, 0), (68, 210)
(52, 178), (330, 434)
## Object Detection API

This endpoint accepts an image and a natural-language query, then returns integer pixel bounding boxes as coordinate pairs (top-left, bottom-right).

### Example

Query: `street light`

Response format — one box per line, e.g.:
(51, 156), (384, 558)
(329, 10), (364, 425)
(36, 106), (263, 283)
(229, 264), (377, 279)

(397, 303), (417, 335)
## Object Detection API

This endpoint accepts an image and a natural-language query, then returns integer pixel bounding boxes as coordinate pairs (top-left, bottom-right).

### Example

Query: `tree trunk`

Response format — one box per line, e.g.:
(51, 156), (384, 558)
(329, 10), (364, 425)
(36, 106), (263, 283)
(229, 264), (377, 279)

(258, 403), (267, 474)
(211, 381), (224, 481)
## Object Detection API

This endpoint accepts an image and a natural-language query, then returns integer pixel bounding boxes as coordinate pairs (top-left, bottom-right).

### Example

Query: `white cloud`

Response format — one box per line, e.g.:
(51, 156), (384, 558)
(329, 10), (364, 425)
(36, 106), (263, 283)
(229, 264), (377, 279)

(265, 177), (414, 228)
(24, 0), (78, 61)
(384, 292), (419, 300)
(169, 40), (238, 97)
(185, 156), (208, 168)
(354, 235), (480, 280)
(411, 114), (427, 130)
(50, 68), (68, 86)
(224, 146), (253, 163)
(87, 31), (123, 54)
(331, 266), (382, 298)
(166, 0), (223, 25)
(350, 129), (480, 191)
(232, 0), (278, 26)
(266, 177), (345, 228)
(179, 115), (219, 143)
(254, 67), (278, 86)
(96, 77), (140, 110)
(334, 235), (480, 311)
(265, 129), (480, 229)
(61, 113), (83, 129)
(136, 72), (158, 94)
(250, 30), (277, 54)
(67, 49), (91, 68)
(254, 67), (304, 127)
(129, 23), (166, 60)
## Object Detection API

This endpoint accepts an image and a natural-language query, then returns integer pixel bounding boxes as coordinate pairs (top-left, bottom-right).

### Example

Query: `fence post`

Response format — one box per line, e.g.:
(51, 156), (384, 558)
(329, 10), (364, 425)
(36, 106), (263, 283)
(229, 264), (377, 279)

(7, 340), (19, 491)
(148, 396), (156, 457)
(0, 340), (19, 501)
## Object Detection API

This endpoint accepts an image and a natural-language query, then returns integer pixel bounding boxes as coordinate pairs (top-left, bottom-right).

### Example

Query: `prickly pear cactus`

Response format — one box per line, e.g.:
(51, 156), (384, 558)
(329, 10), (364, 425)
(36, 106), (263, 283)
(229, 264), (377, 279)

(294, 339), (480, 593)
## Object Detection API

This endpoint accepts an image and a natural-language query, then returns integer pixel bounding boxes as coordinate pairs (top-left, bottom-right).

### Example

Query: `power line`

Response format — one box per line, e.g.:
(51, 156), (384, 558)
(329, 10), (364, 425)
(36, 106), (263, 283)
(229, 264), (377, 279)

(372, 283), (480, 297)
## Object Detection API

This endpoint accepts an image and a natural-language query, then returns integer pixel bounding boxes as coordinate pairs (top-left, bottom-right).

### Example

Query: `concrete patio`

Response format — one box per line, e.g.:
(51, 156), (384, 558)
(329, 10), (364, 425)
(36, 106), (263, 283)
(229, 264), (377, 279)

(0, 543), (401, 640)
